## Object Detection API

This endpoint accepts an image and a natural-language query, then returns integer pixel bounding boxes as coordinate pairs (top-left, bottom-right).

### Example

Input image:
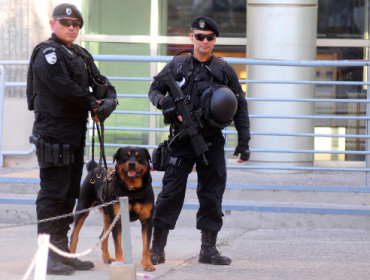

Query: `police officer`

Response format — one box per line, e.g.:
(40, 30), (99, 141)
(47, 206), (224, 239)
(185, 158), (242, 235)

(26, 4), (117, 275)
(148, 16), (250, 266)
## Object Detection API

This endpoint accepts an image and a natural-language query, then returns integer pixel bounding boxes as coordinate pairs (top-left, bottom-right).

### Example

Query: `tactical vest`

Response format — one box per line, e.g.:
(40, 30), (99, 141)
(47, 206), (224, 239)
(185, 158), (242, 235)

(170, 53), (235, 133)
(26, 39), (91, 119)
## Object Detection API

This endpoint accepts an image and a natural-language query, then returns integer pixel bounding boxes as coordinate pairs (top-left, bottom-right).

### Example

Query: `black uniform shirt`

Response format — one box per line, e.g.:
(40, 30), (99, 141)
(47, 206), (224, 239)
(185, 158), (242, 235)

(31, 34), (95, 147)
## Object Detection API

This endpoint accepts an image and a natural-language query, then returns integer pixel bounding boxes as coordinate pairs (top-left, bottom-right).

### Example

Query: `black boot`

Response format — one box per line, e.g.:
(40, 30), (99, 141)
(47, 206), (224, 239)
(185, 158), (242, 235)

(51, 234), (95, 270)
(150, 228), (169, 265)
(47, 249), (75, 275)
(199, 231), (231, 265)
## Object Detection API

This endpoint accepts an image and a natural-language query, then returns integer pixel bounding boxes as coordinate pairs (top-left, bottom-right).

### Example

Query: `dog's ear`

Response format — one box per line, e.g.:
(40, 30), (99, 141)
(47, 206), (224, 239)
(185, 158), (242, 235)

(113, 148), (124, 163)
(144, 148), (151, 163)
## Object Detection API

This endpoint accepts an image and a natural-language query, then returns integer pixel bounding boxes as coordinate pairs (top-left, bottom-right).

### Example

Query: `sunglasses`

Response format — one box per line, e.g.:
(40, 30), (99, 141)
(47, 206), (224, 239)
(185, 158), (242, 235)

(54, 18), (82, 28)
(193, 33), (216, 41)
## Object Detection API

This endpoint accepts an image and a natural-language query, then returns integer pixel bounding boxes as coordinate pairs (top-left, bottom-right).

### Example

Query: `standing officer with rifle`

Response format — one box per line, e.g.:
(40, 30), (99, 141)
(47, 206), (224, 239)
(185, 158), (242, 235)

(148, 16), (250, 266)
(26, 3), (117, 275)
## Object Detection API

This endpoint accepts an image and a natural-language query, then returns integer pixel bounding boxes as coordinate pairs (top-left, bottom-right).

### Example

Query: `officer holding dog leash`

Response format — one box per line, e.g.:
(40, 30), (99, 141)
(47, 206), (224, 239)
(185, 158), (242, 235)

(26, 3), (117, 275)
(149, 16), (250, 266)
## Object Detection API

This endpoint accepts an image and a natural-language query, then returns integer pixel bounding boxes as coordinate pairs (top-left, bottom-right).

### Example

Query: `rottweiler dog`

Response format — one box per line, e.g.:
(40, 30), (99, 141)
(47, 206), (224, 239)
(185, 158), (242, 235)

(69, 146), (155, 272)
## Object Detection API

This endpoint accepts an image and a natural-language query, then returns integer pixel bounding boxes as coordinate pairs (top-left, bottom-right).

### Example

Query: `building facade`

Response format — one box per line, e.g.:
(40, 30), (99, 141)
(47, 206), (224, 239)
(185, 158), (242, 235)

(0, 0), (369, 169)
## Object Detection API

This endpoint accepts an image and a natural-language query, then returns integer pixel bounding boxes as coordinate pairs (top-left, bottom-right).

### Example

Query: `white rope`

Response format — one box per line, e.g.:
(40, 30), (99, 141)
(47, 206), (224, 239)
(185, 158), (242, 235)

(21, 247), (41, 280)
(49, 211), (121, 258)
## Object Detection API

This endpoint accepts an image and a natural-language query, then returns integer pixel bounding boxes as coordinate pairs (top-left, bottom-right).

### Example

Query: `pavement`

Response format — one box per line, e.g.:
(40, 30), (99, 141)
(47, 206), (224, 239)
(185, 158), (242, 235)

(0, 166), (370, 279)
(0, 224), (370, 280)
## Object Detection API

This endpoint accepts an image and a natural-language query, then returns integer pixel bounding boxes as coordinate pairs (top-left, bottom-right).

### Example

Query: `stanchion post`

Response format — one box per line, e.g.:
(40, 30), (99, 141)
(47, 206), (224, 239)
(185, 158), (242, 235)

(110, 196), (136, 280)
(34, 234), (50, 280)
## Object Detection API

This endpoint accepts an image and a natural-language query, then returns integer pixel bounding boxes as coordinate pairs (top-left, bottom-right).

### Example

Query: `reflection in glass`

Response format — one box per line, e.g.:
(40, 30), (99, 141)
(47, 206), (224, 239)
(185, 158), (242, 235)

(159, 0), (246, 37)
(315, 47), (365, 161)
(318, 0), (366, 39)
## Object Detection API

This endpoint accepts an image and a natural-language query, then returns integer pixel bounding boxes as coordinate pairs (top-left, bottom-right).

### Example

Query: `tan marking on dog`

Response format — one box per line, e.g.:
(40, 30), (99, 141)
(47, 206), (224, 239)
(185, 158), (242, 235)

(119, 162), (149, 190)
(135, 152), (139, 156)
(101, 212), (115, 263)
(136, 203), (153, 220)
(127, 151), (131, 156)
(113, 203), (124, 262)
(141, 228), (155, 271)
(70, 209), (91, 253)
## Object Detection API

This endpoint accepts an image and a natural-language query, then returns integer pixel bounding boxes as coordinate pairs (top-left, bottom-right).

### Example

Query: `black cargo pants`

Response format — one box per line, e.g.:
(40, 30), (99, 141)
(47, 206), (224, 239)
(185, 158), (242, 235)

(36, 146), (84, 235)
(153, 131), (227, 232)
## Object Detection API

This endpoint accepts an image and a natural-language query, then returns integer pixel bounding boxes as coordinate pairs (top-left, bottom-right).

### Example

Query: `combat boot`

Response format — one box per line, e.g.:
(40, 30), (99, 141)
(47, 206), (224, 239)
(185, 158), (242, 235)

(51, 234), (95, 270)
(150, 228), (169, 265)
(46, 249), (75, 275)
(199, 230), (231, 265)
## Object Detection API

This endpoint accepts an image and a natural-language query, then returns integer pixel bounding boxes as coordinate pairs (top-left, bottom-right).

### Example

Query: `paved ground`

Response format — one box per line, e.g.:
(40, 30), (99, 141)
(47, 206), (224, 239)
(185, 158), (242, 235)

(0, 224), (369, 280)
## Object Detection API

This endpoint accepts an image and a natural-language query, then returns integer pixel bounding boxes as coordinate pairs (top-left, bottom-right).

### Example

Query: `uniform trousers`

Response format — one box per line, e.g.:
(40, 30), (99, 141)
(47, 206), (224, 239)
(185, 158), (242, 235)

(36, 145), (84, 235)
(153, 131), (227, 232)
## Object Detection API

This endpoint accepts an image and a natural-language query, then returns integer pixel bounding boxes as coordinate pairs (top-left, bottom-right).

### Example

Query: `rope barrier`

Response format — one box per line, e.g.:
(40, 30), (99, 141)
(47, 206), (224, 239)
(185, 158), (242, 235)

(20, 209), (121, 279)
(21, 246), (41, 280)
(0, 199), (118, 230)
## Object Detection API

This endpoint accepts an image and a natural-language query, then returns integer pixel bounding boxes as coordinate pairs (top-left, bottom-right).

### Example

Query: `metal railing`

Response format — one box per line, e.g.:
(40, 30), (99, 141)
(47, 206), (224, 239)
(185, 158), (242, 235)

(1, 55), (370, 184)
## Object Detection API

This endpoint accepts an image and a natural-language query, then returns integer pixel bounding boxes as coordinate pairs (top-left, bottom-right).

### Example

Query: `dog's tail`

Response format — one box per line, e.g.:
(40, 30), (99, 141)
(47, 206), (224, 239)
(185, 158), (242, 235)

(86, 161), (98, 172)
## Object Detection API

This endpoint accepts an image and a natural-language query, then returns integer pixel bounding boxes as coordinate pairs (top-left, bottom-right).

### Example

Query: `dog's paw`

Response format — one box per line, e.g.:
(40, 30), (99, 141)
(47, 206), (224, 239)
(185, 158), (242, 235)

(102, 255), (115, 264)
(143, 263), (156, 272)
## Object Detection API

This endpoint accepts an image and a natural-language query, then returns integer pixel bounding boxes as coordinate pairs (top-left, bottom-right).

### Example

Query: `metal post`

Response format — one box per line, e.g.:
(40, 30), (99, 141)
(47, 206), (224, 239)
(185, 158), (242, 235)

(34, 234), (50, 280)
(366, 63), (370, 186)
(110, 197), (136, 280)
(224, 126), (228, 164)
(119, 196), (133, 264)
(0, 65), (5, 167)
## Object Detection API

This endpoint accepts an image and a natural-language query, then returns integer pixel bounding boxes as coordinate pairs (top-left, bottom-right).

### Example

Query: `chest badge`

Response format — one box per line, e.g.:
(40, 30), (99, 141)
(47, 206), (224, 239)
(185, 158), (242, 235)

(44, 52), (57, 65)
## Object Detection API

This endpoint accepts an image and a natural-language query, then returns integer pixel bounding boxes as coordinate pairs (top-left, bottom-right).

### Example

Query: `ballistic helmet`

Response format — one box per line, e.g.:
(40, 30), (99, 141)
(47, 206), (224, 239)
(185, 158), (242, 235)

(201, 86), (237, 129)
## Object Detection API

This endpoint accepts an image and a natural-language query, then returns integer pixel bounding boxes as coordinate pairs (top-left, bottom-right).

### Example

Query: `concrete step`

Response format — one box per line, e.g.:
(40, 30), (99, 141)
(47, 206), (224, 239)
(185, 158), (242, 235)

(0, 177), (370, 206)
(1, 193), (370, 230)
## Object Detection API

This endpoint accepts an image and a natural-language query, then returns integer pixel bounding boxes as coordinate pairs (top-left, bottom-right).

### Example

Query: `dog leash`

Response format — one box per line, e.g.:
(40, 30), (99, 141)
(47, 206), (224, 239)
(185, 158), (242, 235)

(90, 120), (96, 184)
(96, 122), (108, 175)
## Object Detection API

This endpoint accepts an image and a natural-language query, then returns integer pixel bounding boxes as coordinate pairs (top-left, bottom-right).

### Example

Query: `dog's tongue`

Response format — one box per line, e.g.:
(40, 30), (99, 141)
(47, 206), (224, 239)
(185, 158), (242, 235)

(128, 171), (136, 177)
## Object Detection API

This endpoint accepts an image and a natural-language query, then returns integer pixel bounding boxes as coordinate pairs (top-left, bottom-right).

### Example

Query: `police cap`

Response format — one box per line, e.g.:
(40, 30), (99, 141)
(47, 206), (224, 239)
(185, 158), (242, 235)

(191, 16), (219, 37)
(52, 3), (84, 28)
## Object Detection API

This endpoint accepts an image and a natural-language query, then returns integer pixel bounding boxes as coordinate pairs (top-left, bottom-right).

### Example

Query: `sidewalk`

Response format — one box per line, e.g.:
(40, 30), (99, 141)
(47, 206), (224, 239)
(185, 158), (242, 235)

(0, 224), (369, 280)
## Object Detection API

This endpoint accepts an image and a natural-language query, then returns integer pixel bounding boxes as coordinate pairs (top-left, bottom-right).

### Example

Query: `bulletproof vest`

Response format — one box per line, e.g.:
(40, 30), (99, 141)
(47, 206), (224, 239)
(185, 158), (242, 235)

(26, 39), (90, 119)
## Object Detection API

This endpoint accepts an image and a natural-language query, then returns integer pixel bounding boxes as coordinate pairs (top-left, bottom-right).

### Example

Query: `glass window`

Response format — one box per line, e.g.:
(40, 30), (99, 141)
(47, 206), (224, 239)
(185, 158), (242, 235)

(315, 47), (365, 161)
(82, 0), (151, 35)
(159, 0), (246, 37)
(318, 0), (366, 39)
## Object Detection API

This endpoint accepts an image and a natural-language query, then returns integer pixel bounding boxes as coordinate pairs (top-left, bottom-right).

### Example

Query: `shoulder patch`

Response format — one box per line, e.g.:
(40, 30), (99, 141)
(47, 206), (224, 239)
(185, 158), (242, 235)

(44, 51), (57, 65)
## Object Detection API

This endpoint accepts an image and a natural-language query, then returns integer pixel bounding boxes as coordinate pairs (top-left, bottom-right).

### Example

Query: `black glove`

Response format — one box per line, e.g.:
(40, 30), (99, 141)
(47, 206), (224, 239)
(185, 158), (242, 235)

(161, 96), (178, 125)
(96, 98), (117, 122)
(233, 138), (251, 161)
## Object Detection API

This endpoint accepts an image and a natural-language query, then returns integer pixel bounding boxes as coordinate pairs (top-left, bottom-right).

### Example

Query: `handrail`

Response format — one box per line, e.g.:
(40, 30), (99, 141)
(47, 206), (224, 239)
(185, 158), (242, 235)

(1, 56), (370, 180)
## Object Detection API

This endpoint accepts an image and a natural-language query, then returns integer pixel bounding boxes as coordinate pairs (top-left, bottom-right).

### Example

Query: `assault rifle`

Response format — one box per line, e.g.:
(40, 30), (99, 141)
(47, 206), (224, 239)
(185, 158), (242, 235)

(154, 69), (210, 165)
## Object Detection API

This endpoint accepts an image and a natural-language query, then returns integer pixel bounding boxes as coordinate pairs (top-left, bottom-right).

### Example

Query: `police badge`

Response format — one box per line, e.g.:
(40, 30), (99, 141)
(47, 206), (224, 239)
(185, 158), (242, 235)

(199, 20), (206, 29)
(44, 52), (57, 65)
(66, 7), (72, 15)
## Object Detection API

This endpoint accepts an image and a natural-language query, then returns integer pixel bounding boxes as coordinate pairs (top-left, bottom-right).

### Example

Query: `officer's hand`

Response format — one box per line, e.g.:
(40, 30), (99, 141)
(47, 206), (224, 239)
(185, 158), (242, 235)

(160, 96), (179, 124)
(92, 100), (102, 122)
(96, 98), (117, 122)
(233, 138), (251, 163)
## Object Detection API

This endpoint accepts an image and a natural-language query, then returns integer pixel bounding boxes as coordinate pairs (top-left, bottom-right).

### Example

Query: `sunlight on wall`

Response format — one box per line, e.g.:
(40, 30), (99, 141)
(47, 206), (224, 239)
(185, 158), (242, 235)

(314, 127), (346, 161)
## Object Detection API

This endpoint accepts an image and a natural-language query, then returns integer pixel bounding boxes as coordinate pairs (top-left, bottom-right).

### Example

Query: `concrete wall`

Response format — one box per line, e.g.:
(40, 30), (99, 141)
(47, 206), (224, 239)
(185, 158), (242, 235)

(0, 0), (81, 167)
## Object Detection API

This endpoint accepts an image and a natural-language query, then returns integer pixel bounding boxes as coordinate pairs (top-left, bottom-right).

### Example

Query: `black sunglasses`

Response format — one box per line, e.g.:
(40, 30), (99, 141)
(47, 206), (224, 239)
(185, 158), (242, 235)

(193, 33), (216, 41)
(54, 18), (82, 28)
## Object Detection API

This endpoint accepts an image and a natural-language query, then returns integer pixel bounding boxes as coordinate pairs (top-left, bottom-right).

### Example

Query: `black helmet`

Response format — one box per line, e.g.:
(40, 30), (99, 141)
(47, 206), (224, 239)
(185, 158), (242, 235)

(200, 86), (237, 129)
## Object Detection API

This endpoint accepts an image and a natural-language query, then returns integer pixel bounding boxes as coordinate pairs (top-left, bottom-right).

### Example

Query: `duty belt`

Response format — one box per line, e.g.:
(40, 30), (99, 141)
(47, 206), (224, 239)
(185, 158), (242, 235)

(168, 157), (193, 173)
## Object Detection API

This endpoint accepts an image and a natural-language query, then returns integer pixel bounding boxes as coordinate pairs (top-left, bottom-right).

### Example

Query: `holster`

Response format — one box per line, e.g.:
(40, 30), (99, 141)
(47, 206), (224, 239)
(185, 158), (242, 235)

(152, 141), (170, 171)
(29, 135), (74, 168)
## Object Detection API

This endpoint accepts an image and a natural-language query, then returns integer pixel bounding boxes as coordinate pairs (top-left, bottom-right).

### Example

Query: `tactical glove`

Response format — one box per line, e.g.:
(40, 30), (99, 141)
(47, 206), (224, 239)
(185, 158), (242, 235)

(233, 138), (251, 161)
(96, 98), (118, 122)
(161, 96), (178, 125)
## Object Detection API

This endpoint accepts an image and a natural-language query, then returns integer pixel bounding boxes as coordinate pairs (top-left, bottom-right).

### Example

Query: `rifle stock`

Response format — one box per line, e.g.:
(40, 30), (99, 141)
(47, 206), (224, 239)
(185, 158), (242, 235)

(154, 69), (209, 165)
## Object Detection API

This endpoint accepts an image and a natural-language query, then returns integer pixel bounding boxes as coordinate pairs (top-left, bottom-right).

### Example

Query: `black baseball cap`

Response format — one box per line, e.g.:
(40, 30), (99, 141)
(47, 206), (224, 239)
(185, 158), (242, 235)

(52, 3), (84, 28)
(191, 16), (219, 37)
